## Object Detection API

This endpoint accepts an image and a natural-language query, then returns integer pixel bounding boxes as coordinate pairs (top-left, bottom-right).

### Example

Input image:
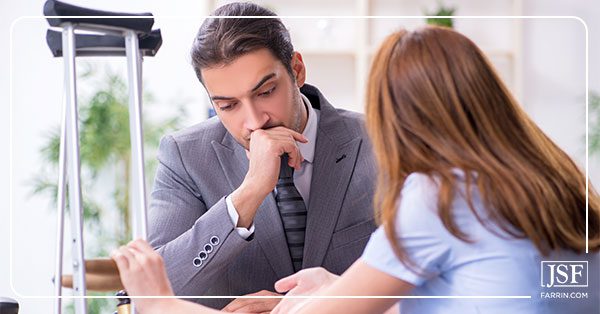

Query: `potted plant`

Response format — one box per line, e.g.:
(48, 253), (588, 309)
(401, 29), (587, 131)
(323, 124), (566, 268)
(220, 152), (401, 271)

(425, 2), (456, 28)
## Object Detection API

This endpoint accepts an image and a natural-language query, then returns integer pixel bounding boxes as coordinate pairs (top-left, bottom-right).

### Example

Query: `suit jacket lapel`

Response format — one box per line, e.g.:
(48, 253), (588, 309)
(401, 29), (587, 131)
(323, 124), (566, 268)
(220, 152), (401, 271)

(302, 96), (363, 268)
(211, 134), (294, 279)
(211, 136), (247, 192)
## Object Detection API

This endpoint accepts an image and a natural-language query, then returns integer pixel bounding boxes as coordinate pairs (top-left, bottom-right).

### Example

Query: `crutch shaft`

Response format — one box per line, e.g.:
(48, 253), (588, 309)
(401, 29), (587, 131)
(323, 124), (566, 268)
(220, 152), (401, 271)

(62, 23), (88, 314)
(125, 30), (148, 241)
(53, 89), (69, 314)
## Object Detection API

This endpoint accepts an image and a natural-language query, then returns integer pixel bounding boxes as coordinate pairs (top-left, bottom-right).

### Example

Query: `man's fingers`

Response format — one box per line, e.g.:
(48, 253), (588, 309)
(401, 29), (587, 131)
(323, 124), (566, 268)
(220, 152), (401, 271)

(232, 299), (280, 313)
(222, 298), (249, 312)
(278, 142), (303, 170)
(264, 126), (308, 143)
(284, 143), (304, 170)
(274, 273), (299, 293)
(248, 126), (306, 170)
(290, 130), (308, 143)
(223, 291), (281, 312)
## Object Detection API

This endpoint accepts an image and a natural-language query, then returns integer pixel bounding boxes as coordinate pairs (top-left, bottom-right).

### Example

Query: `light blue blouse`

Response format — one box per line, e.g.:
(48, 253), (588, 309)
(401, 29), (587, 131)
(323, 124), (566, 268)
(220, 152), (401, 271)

(361, 172), (599, 314)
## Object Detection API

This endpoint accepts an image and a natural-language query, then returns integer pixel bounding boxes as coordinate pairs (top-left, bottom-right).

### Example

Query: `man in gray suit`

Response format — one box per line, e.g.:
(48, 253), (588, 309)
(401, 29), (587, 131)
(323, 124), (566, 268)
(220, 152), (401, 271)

(148, 2), (377, 312)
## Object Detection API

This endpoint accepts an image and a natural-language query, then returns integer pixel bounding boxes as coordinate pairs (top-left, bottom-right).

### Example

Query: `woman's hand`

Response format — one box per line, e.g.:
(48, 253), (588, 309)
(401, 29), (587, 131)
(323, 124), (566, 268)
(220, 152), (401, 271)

(272, 267), (339, 314)
(110, 239), (175, 314)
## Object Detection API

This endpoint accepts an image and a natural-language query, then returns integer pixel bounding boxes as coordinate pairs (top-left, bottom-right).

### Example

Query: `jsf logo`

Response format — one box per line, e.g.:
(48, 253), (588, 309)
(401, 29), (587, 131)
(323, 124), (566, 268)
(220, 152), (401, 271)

(541, 261), (588, 288)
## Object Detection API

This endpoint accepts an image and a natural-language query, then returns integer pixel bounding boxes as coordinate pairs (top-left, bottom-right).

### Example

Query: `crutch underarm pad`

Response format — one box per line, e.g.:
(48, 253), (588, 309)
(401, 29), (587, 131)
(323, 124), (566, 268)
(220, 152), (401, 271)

(44, 0), (154, 33)
(46, 28), (162, 57)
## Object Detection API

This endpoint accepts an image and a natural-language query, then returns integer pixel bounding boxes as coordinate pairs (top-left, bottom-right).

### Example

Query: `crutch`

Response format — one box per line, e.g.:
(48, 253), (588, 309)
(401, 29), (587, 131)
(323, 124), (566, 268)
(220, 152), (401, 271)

(43, 1), (162, 313)
(0, 297), (19, 314)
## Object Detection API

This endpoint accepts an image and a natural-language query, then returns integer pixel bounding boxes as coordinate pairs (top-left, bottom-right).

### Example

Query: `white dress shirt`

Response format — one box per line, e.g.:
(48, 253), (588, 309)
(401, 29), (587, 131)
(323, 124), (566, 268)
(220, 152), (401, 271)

(226, 94), (320, 239)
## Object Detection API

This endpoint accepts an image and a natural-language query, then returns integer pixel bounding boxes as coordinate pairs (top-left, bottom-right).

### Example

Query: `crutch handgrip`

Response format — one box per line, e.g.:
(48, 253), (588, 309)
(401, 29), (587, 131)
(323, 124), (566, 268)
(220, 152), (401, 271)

(61, 258), (124, 291)
(82, 258), (119, 275)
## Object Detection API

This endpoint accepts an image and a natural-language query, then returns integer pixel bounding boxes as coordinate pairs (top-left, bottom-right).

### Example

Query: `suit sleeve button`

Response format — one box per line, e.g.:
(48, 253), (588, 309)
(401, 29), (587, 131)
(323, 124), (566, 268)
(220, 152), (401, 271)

(193, 257), (202, 267)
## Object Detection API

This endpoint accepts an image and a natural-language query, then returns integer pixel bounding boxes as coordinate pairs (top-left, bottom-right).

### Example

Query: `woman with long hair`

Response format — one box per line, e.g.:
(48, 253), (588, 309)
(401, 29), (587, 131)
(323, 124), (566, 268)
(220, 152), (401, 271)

(271, 25), (600, 314)
(111, 25), (599, 313)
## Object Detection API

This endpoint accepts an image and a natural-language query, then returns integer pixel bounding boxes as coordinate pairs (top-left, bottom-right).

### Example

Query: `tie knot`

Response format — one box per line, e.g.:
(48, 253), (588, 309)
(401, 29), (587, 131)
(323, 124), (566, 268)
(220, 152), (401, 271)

(279, 154), (294, 179)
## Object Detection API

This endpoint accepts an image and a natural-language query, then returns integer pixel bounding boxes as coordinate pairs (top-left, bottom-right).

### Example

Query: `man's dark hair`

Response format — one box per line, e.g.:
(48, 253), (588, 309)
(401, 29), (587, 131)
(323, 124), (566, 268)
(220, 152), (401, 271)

(190, 2), (295, 83)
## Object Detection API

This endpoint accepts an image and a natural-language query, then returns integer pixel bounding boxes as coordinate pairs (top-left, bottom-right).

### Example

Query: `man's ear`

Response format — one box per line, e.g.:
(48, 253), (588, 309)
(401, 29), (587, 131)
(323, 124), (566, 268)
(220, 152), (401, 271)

(291, 52), (306, 87)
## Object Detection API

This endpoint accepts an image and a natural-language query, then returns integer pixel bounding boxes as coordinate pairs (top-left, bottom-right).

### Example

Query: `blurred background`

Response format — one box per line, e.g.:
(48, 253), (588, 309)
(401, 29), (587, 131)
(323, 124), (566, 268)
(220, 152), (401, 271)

(1, 0), (599, 313)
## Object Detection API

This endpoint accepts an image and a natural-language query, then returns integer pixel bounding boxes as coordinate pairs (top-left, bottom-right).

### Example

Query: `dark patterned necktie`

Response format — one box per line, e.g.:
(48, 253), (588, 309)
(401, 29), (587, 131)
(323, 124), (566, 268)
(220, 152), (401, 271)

(276, 154), (307, 272)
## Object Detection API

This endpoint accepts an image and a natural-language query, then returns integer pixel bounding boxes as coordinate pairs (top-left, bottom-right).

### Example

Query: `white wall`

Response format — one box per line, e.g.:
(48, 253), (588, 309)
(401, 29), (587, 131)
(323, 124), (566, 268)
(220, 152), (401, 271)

(1, 0), (598, 313)
(522, 1), (600, 186)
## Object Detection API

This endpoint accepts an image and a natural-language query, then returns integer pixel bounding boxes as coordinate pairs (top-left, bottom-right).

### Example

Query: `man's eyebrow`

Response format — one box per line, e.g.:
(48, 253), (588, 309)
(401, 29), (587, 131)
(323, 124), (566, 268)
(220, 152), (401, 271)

(251, 73), (276, 92)
(210, 73), (276, 101)
(210, 95), (235, 101)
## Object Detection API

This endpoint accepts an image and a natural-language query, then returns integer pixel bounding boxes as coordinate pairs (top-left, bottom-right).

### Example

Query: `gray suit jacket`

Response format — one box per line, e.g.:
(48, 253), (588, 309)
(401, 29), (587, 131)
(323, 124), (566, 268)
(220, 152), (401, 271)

(148, 84), (377, 309)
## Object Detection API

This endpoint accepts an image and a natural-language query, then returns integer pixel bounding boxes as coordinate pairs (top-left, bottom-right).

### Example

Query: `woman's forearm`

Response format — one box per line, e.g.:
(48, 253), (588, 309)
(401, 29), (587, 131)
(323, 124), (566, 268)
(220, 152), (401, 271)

(295, 260), (411, 314)
(143, 298), (222, 314)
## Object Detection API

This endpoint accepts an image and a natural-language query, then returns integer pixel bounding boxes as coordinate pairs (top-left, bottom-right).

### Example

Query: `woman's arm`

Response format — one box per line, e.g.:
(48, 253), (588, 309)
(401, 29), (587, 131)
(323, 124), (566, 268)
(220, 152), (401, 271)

(274, 259), (414, 314)
(111, 239), (221, 314)
(148, 299), (223, 314)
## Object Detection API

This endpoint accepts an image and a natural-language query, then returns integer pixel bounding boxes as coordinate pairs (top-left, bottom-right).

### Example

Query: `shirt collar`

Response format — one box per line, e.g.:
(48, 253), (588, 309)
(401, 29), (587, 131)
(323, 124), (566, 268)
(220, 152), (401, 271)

(298, 94), (319, 164)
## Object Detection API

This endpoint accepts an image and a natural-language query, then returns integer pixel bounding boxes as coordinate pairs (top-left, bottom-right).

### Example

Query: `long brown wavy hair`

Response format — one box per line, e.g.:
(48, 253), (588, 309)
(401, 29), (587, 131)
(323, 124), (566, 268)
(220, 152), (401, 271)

(366, 26), (600, 272)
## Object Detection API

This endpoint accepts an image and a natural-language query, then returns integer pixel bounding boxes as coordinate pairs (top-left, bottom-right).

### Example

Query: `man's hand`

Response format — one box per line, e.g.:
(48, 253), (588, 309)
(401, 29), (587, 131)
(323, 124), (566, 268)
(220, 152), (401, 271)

(232, 126), (308, 228)
(271, 267), (339, 314)
(110, 239), (175, 314)
(222, 290), (283, 313)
